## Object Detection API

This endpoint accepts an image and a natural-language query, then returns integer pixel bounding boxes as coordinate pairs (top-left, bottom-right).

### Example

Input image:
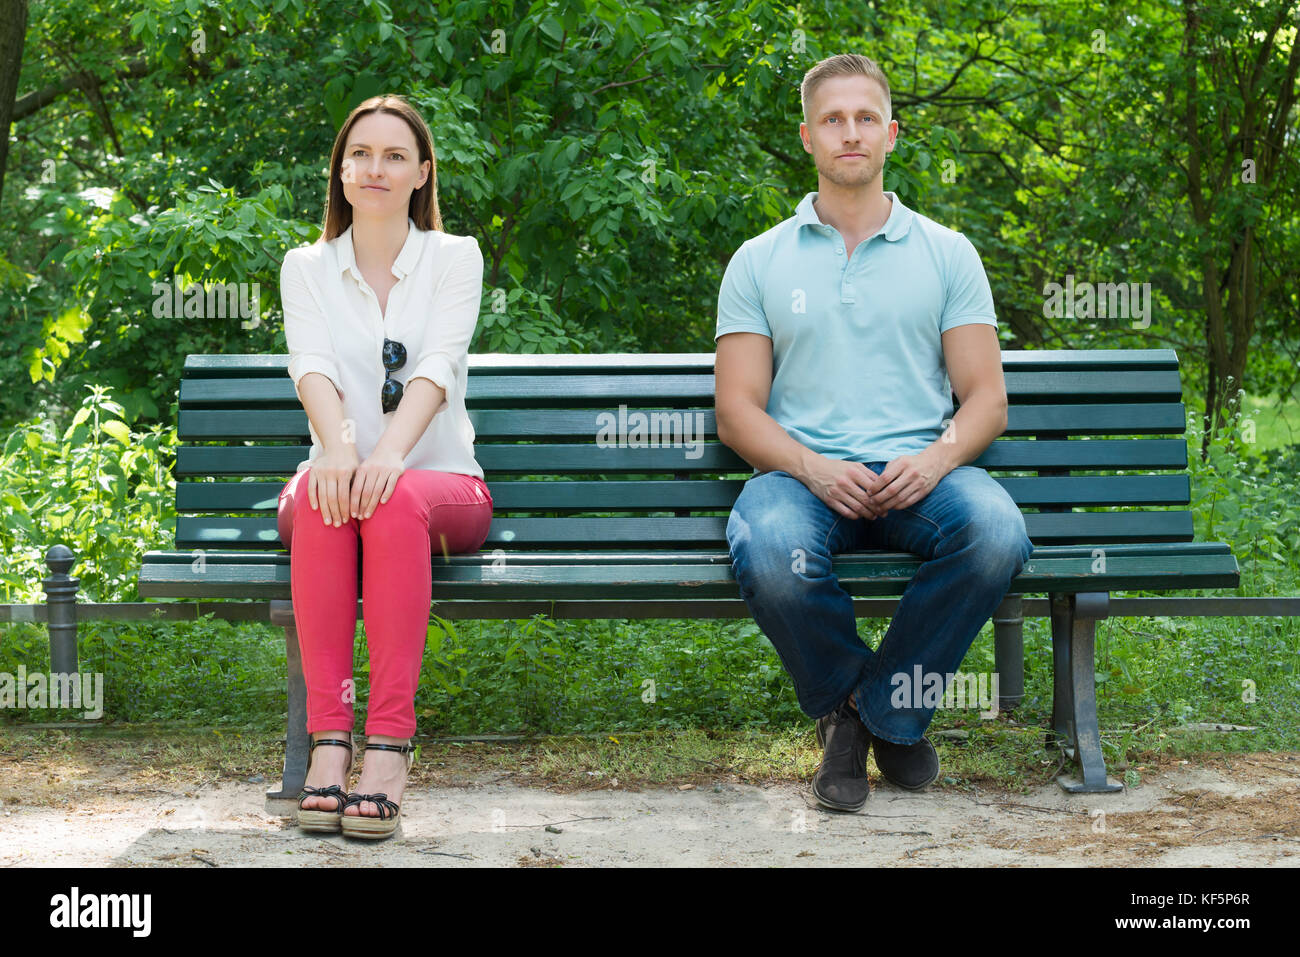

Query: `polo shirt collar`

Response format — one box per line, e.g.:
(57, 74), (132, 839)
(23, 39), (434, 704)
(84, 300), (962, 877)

(795, 190), (913, 241)
(337, 217), (424, 279)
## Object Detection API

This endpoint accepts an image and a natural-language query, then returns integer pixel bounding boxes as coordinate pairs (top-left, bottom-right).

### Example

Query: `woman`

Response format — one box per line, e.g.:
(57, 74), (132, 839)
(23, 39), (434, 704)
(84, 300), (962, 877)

(276, 94), (493, 840)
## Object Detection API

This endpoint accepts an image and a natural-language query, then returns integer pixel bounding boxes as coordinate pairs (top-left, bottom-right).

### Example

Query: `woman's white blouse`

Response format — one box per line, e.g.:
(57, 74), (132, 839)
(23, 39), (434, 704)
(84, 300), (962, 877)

(280, 218), (485, 479)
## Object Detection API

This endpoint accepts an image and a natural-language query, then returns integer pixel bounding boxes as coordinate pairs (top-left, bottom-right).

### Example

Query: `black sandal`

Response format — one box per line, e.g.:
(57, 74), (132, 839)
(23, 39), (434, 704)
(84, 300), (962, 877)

(340, 740), (417, 840)
(296, 735), (356, 833)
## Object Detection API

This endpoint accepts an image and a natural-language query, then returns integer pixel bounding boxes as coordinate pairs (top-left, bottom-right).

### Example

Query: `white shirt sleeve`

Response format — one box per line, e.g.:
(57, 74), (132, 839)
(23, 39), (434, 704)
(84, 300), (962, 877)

(281, 249), (345, 403)
(408, 237), (484, 416)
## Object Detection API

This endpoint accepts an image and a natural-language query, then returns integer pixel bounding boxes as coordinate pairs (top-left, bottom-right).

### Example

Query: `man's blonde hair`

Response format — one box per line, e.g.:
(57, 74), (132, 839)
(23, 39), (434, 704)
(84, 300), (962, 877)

(800, 54), (892, 125)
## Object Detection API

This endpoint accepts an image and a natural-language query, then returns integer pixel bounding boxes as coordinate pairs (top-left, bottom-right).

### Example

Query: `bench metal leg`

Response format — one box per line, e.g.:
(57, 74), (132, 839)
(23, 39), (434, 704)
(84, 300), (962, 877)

(1049, 592), (1122, 793)
(267, 599), (309, 801)
(992, 593), (1024, 710)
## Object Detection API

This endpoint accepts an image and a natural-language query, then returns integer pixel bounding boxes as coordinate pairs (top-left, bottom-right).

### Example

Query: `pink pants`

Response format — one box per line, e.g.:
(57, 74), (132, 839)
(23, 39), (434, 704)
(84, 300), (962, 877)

(277, 467), (493, 737)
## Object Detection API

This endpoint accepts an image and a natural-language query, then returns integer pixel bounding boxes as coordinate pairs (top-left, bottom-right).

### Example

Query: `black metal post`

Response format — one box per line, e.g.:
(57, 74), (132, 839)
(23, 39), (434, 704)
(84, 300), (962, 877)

(44, 544), (80, 679)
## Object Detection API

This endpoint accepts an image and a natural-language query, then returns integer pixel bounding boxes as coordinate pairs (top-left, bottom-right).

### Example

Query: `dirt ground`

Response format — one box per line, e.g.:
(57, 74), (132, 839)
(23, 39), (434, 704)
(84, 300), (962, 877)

(1, 741), (1297, 867)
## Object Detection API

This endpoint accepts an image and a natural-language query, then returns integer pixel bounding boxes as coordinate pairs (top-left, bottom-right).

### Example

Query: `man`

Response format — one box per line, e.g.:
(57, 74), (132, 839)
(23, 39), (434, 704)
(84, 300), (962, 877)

(714, 53), (1034, 812)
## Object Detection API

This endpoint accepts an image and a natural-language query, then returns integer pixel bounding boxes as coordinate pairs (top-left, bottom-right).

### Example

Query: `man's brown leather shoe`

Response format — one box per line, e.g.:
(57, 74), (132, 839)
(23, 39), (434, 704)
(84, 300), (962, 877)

(811, 697), (872, 812)
(873, 735), (940, 791)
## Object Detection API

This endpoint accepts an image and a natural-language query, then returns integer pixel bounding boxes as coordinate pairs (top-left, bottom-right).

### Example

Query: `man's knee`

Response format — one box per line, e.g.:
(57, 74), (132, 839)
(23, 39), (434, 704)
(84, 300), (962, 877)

(962, 501), (1033, 581)
(728, 502), (832, 601)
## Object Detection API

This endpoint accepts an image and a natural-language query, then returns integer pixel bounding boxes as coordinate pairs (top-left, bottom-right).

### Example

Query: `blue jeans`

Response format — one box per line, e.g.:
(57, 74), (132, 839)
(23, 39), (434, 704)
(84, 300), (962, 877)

(726, 463), (1034, 744)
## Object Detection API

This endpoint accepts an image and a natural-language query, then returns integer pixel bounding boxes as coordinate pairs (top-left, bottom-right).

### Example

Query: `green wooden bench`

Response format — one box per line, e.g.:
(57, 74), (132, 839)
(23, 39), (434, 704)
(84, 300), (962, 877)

(138, 349), (1239, 797)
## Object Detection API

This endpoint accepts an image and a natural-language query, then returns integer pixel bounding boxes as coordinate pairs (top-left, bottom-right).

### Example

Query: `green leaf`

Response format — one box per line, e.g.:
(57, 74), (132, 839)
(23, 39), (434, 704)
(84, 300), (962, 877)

(539, 16), (563, 43)
(101, 420), (132, 445)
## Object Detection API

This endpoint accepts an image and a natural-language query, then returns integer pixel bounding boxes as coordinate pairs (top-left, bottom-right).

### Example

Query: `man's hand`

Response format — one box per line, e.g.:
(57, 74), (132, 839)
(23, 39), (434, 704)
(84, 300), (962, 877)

(870, 451), (945, 514)
(801, 455), (888, 519)
(351, 446), (406, 520)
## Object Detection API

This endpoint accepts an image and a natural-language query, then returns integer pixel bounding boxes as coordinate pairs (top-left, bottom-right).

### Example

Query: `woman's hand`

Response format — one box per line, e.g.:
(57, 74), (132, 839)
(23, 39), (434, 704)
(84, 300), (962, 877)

(308, 444), (361, 527)
(351, 445), (406, 519)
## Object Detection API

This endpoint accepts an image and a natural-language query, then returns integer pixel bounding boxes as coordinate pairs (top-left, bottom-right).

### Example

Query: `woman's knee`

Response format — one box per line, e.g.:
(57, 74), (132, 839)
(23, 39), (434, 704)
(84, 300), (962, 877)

(358, 472), (423, 531)
(277, 471), (307, 548)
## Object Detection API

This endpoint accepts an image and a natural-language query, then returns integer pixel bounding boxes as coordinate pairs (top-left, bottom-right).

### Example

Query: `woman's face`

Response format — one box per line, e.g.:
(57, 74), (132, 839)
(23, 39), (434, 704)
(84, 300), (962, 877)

(339, 111), (430, 218)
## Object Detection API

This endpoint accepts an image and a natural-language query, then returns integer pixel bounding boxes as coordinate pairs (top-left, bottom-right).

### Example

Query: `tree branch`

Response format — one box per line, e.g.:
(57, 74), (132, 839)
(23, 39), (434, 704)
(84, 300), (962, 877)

(13, 56), (149, 121)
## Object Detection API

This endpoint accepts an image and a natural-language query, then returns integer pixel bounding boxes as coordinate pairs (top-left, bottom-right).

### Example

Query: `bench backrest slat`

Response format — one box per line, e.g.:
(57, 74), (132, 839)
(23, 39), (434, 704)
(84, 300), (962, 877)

(177, 402), (1189, 440)
(176, 474), (1191, 513)
(170, 349), (1198, 551)
(175, 438), (1190, 477)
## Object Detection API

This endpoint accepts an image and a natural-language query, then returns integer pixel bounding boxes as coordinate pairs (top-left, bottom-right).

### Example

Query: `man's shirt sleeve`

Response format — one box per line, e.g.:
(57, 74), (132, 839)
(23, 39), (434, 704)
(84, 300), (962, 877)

(940, 235), (998, 333)
(715, 242), (771, 340)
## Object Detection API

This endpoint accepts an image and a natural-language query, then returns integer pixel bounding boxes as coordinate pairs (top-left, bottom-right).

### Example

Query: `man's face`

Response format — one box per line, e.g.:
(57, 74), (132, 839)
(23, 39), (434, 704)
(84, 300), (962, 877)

(800, 75), (898, 190)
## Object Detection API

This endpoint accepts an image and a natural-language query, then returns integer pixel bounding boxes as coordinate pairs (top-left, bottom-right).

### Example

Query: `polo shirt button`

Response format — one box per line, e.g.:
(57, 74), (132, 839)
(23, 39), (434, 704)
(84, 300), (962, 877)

(836, 247), (844, 254)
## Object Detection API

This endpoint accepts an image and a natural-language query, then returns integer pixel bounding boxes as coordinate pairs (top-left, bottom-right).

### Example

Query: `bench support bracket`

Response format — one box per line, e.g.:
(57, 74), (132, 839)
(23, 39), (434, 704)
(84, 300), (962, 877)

(1050, 591), (1123, 793)
(992, 593), (1024, 710)
(267, 599), (309, 801)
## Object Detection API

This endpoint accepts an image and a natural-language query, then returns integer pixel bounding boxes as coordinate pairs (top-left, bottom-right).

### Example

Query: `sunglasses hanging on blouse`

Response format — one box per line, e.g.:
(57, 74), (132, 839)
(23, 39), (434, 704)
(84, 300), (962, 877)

(381, 338), (407, 413)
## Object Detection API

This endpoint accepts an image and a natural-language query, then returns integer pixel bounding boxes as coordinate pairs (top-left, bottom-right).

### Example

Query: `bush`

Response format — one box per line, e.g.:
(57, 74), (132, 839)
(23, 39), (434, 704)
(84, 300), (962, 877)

(1, 386), (177, 604)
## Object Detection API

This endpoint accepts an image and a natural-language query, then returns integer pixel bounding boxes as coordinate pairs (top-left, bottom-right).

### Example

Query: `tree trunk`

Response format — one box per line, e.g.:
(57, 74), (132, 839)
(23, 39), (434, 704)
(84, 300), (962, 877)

(0, 0), (30, 214)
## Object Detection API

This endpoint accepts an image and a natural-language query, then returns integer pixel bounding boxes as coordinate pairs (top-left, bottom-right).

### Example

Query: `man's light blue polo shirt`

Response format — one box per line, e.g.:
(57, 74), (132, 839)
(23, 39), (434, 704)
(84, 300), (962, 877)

(715, 191), (998, 465)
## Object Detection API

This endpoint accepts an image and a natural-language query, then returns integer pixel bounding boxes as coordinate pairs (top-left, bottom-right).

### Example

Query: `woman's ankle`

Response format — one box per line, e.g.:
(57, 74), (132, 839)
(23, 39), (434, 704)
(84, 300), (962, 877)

(364, 733), (413, 746)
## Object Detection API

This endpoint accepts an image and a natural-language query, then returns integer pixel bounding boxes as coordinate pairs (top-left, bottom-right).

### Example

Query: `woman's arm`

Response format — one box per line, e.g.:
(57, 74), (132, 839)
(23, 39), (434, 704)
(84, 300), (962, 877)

(281, 251), (357, 526)
(297, 372), (360, 526)
(404, 236), (485, 416)
(372, 377), (444, 460)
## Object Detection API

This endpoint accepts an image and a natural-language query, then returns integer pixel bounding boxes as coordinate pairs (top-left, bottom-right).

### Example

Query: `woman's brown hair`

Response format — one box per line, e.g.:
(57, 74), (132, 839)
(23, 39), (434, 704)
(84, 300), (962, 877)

(319, 94), (443, 241)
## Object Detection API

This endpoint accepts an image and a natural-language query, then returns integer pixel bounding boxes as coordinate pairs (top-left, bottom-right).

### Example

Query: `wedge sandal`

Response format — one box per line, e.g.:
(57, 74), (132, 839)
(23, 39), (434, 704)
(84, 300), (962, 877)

(340, 740), (417, 840)
(296, 735), (356, 833)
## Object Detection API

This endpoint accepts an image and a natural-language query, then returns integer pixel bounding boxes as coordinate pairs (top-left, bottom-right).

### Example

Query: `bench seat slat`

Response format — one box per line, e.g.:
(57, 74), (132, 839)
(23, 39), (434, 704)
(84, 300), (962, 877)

(138, 548), (1241, 600)
(172, 510), (1196, 550)
(139, 540), (1237, 564)
(140, 540), (1236, 567)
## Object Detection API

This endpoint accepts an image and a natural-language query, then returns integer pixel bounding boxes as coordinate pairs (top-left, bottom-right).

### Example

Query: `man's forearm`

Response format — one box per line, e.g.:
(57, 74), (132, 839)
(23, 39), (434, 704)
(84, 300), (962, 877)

(717, 402), (819, 484)
(921, 389), (1008, 474)
(720, 388), (1007, 485)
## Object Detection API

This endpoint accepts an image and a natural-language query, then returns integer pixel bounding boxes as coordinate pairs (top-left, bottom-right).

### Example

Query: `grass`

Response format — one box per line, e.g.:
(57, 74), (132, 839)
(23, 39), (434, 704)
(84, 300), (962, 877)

(2, 391), (1299, 786)
(3, 599), (1297, 789)
(2, 721), (1284, 801)
(1241, 389), (1300, 451)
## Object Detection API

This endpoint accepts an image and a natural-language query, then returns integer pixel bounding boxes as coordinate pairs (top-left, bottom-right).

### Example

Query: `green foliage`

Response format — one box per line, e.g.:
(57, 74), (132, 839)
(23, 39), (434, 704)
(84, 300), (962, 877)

(4, 0), (1053, 430)
(0, 387), (177, 603)
(1186, 388), (1300, 589)
(2, 0), (1298, 748)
